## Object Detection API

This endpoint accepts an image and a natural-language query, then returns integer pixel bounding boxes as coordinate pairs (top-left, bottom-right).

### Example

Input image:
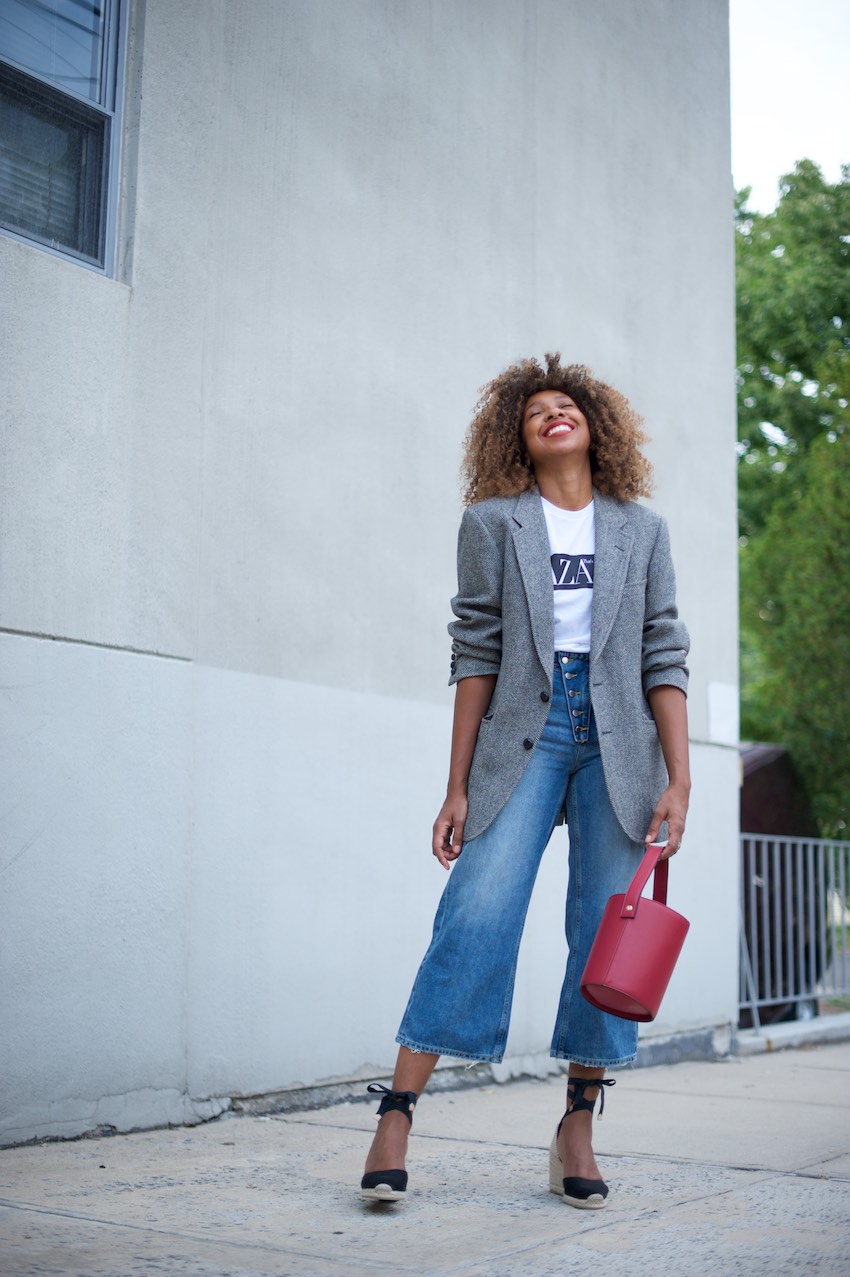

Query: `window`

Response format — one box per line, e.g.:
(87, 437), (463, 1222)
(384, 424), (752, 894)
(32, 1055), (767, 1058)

(0, 1), (126, 270)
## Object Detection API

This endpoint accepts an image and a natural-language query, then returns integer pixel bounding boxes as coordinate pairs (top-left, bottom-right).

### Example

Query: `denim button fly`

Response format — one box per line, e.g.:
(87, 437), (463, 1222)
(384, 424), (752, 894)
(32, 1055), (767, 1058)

(556, 652), (591, 743)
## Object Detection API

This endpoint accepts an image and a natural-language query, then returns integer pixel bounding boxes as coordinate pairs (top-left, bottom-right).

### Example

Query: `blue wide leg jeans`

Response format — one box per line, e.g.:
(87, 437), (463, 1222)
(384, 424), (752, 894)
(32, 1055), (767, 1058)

(397, 653), (643, 1067)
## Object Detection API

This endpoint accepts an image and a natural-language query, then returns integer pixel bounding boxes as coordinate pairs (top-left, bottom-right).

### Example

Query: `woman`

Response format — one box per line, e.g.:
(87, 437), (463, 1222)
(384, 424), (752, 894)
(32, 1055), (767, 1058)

(361, 354), (690, 1207)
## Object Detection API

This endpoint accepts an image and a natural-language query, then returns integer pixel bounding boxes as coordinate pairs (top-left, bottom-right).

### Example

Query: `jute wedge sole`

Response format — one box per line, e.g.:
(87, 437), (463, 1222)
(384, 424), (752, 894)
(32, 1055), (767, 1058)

(548, 1133), (608, 1208)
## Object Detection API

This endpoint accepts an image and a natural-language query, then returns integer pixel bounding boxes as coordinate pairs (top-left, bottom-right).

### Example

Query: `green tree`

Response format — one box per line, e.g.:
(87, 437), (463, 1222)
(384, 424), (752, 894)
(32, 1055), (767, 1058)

(740, 432), (850, 835)
(736, 160), (850, 542)
(737, 160), (850, 835)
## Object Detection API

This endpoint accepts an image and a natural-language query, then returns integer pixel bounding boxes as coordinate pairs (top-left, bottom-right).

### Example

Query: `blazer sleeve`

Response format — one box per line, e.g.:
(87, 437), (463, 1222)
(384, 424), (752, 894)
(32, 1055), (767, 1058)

(447, 506), (504, 685)
(641, 516), (690, 696)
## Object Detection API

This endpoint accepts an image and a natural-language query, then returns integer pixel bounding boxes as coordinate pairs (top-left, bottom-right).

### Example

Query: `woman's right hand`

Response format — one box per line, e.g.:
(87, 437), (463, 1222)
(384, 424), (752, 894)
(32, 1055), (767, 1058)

(433, 673), (496, 870)
(432, 791), (468, 870)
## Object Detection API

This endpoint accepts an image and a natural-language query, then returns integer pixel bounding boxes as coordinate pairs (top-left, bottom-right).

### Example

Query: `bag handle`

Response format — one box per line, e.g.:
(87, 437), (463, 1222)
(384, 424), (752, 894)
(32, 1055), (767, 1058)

(618, 843), (669, 919)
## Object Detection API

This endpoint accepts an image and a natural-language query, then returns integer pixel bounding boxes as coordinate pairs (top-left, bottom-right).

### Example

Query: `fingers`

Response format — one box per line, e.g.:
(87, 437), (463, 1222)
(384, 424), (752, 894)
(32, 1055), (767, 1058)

(433, 835), (460, 870)
(661, 806), (686, 857)
(431, 821), (451, 870)
(432, 816), (464, 871)
(652, 822), (684, 858)
(644, 810), (663, 848)
(644, 793), (686, 859)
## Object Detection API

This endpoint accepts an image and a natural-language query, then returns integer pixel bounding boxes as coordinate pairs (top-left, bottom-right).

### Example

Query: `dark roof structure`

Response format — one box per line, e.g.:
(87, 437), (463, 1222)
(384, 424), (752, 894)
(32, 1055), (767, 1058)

(739, 742), (818, 837)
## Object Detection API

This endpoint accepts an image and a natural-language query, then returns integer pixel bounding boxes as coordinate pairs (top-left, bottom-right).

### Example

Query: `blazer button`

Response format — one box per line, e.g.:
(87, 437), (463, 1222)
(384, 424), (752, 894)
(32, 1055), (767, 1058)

(540, 691), (550, 703)
(523, 738), (534, 750)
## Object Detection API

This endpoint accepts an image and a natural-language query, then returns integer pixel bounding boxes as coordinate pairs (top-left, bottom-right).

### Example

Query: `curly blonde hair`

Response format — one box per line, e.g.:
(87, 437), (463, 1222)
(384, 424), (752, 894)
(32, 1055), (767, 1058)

(461, 353), (653, 505)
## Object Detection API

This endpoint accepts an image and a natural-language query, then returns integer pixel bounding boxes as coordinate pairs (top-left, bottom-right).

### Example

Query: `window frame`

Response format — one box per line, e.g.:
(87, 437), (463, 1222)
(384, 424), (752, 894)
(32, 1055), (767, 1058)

(0, 0), (128, 275)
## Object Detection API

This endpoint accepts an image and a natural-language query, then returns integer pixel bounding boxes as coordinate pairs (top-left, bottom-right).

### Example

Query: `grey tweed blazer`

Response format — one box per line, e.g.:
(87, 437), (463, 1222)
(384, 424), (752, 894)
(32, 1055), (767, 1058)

(448, 489), (689, 844)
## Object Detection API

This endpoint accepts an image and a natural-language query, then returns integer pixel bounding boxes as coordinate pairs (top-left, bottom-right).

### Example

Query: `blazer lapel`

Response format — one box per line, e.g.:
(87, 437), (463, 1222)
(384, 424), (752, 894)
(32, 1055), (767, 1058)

(511, 490), (554, 674)
(591, 491), (634, 660)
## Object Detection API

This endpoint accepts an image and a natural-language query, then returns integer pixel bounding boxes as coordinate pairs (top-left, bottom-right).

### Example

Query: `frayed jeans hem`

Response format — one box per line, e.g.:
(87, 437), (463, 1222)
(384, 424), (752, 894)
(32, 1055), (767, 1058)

(395, 1034), (502, 1064)
(550, 1048), (637, 1068)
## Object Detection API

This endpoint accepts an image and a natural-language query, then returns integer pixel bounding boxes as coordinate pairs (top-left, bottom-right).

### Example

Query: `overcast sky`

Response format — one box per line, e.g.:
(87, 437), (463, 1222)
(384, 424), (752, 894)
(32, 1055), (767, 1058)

(729, 0), (850, 211)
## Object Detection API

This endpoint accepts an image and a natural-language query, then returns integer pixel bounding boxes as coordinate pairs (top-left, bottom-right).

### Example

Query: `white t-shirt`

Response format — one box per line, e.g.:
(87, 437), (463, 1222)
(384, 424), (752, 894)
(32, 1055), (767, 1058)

(541, 496), (595, 653)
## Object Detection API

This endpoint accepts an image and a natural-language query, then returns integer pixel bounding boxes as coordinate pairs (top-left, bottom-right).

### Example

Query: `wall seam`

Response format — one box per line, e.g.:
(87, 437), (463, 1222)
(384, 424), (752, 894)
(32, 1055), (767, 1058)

(0, 627), (191, 662)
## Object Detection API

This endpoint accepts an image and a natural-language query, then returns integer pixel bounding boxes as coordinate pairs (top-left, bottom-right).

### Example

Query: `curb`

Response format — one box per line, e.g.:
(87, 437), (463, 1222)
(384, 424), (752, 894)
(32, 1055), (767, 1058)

(734, 1010), (850, 1056)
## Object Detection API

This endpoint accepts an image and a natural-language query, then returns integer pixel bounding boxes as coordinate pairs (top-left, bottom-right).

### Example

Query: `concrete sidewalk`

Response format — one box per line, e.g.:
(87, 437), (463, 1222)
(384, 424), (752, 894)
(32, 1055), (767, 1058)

(1, 1041), (848, 1277)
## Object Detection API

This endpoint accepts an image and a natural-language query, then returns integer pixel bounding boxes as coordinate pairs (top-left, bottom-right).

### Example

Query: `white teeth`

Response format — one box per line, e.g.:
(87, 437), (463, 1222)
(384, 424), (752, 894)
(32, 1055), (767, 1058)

(545, 423), (572, 437)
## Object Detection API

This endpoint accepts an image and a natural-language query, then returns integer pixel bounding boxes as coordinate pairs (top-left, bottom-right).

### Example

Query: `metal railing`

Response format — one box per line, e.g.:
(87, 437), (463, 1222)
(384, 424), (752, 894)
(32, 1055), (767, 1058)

(739, 834), (850, 1031)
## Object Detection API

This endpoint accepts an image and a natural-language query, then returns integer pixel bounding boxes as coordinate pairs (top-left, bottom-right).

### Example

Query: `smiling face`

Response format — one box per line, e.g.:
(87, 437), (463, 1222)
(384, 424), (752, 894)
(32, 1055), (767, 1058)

(521, 388), (591, 475)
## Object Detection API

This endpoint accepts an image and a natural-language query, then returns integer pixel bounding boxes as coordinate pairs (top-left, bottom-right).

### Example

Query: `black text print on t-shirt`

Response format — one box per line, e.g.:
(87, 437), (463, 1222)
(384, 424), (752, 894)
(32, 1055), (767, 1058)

(550, 554), (594, 589)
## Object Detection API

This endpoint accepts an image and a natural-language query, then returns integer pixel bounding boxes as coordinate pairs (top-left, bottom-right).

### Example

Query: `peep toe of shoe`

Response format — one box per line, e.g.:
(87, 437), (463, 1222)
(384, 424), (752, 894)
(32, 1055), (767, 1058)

(548, 1076), (616, 1209)
(360, 1083), (418, 1202)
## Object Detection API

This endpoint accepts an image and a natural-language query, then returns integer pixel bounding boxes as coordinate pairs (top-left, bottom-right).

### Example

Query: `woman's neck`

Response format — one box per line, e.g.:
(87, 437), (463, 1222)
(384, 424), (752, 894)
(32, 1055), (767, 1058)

(535, 465), (594, 511)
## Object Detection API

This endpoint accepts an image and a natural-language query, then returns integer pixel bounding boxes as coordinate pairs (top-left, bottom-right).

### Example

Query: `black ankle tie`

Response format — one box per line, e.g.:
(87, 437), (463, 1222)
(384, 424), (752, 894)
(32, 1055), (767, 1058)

(566, 1077), (616, 1120)
(367, 1083), (417, 1124)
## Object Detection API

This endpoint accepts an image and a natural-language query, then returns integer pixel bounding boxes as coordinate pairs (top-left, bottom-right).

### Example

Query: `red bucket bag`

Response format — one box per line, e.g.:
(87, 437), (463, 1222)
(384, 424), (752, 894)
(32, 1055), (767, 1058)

(580, 842), (690, 1022)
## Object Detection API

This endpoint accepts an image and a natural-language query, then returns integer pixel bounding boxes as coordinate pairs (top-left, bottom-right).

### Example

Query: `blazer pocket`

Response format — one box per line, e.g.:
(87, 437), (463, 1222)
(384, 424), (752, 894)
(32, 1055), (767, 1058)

(477, 713), (495, 740)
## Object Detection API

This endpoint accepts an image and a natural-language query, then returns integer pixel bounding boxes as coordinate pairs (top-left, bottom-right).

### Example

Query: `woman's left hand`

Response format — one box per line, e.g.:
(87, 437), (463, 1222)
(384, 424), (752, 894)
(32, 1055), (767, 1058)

(643, 782), (690, 858)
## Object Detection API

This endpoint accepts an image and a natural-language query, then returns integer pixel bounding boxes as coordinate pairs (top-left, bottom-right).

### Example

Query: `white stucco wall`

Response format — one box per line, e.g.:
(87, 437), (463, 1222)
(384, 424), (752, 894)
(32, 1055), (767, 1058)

(0, 0), (737, 1144)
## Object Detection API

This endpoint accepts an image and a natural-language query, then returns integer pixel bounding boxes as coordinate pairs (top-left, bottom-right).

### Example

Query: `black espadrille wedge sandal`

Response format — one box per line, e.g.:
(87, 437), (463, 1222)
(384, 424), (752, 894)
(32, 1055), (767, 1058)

(548, 1076), (616, 1209)
(360, 1083), (418, 1202)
